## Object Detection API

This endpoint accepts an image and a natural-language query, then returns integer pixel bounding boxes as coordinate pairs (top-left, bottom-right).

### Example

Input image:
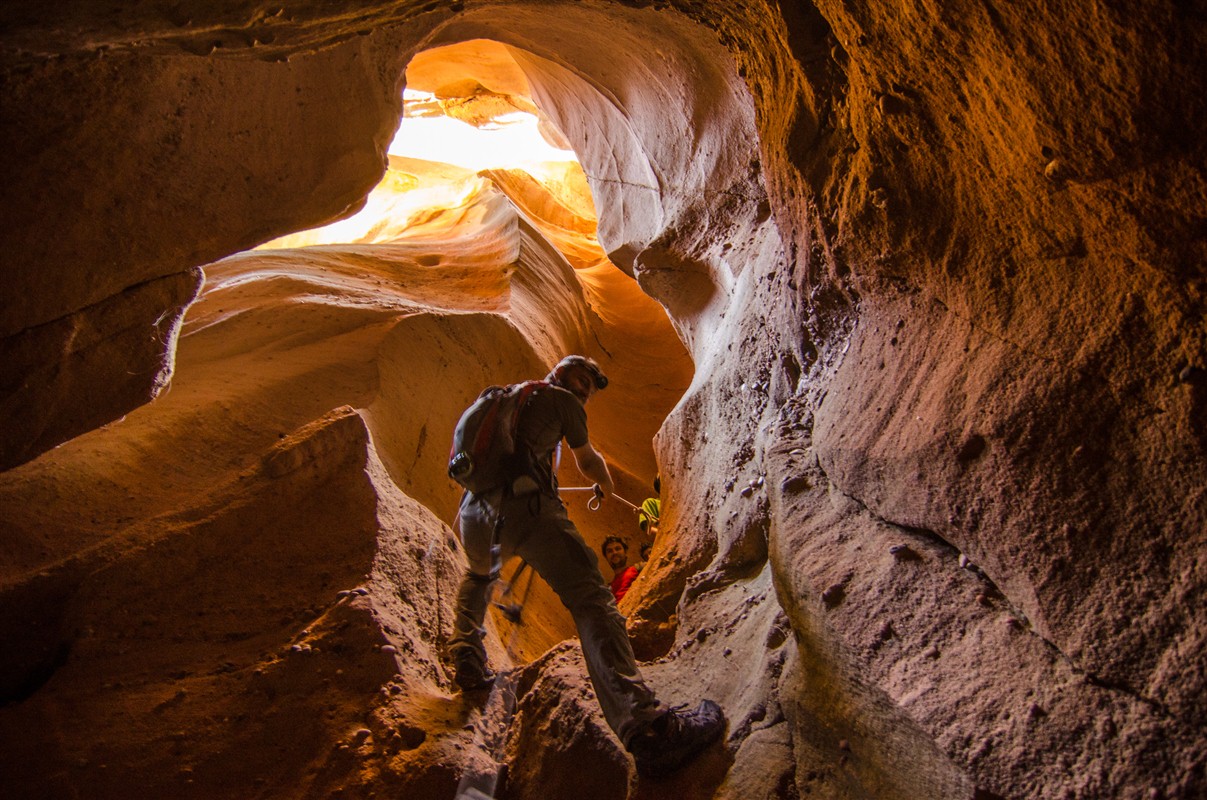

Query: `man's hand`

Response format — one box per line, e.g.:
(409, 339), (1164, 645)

(572, 442), (614, 496)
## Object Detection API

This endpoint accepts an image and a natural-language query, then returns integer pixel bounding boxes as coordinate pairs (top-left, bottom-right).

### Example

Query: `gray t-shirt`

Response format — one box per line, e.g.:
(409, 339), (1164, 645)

(515, 384), (588, 490)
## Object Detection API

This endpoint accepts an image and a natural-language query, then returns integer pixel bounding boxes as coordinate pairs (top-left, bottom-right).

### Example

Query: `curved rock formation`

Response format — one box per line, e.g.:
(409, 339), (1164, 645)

(1, 2), (1203, 799)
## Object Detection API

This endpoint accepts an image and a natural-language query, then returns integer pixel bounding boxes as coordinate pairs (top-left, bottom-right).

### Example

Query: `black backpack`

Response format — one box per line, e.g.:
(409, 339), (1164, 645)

(447, 381), (547, 494)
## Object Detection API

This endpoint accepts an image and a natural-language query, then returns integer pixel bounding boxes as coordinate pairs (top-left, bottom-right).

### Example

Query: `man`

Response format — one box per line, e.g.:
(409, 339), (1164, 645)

(448, 355), (725, 777)
(638, 496), (660, 539)
(602, 535), (640, 603)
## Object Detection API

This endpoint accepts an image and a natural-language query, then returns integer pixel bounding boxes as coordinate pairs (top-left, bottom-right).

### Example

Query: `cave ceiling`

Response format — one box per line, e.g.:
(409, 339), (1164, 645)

(0, 2), (1203, 799)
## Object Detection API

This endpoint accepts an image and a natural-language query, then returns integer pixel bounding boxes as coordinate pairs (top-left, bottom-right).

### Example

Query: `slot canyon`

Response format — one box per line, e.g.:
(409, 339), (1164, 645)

(0, 2), (1203, 799)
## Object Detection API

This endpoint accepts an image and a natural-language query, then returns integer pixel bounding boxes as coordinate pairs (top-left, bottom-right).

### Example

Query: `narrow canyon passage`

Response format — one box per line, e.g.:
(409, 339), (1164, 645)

(1, 3), (1203, 800)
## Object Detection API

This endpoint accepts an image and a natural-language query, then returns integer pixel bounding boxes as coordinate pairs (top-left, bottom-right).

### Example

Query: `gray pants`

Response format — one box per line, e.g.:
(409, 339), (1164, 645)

(450, 489), (662, 744)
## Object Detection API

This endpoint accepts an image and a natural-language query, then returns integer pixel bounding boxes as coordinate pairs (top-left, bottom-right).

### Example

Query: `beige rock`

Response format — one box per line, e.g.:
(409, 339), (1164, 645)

(0, 2), (1203, 799)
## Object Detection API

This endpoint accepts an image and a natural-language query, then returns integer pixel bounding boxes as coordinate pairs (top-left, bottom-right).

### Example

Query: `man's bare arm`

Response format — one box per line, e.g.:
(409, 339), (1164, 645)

(571, 442), (614, 497)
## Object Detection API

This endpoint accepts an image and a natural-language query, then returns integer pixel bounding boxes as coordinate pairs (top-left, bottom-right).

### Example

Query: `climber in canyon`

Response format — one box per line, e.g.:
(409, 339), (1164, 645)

(638, 494), (660, 538)
(602, 535), (639, 603)
(448, 354), (726, 777)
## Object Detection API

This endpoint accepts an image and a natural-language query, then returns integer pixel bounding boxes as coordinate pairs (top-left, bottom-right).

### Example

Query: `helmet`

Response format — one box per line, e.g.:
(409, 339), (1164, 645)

(547, 355), (609, 390)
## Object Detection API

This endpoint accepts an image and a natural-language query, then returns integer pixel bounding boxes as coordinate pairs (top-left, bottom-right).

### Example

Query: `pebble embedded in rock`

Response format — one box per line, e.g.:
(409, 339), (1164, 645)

(381, 644), (397, 654)
(976, 593), (990, 607)
(822, 584), (844, 607)
(958, 554), (971, 569)
(740, 486), (753, 497)
(781, 475), (809, 493)
(1043, 158), (1074, 183)
(878, 94), (907, 114)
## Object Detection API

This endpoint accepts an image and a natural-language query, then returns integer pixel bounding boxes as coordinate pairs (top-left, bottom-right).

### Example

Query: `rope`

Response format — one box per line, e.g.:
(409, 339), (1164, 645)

(453, 672), (518, 799)
(559, 486), (642, 512)
(452, 519), (530, 800)
(452, 484), (647, 798)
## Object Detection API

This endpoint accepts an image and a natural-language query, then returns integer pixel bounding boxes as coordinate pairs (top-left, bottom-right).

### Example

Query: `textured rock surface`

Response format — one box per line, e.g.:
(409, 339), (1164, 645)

(1, 2), (1203, 799)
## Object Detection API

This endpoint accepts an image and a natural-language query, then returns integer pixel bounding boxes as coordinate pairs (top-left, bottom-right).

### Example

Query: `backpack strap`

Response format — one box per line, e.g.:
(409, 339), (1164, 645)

(467, 386), (507, 463)
(507, 381), (552, 496)
(508, 380), (548, 443)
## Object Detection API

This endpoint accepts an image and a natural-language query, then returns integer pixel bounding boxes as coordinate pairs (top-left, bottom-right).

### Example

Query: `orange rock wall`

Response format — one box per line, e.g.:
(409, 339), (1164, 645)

(0, 2), (1203, 799)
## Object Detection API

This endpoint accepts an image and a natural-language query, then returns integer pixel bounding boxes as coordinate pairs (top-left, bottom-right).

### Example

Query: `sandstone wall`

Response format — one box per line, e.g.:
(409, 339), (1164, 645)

(0, 2), (1202, 799)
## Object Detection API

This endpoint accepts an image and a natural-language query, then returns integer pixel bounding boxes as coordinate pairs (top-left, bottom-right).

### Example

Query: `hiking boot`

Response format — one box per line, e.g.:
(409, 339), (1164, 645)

(626, 700), (726, 778)
(453, 653), (496, 692)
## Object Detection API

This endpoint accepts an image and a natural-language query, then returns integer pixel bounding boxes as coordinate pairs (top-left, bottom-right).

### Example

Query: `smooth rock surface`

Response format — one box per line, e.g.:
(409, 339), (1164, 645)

(1, 2), (1203, 799)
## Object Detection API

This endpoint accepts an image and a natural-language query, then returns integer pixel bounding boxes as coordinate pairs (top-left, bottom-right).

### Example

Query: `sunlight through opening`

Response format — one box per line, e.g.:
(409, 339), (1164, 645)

(257, 88), (593, 250)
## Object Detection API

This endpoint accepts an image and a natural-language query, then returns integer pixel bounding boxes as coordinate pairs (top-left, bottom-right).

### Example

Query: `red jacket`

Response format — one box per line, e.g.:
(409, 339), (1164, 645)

(610, 566), (640, 603)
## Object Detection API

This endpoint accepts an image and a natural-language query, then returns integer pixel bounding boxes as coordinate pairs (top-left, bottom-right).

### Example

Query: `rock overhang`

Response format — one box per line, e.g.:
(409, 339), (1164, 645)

(0, 2), (1204, 799)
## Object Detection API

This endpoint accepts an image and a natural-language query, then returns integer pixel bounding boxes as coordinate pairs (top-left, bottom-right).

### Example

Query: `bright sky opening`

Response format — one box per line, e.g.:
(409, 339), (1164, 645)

(390, 92), (578, 171)
(257, 90), (584, 249)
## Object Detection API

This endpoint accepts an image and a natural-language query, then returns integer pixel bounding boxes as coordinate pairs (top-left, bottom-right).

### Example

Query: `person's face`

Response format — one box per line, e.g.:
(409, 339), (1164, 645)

(563, 366), (598, 403)
(604, 541), (627, 569)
